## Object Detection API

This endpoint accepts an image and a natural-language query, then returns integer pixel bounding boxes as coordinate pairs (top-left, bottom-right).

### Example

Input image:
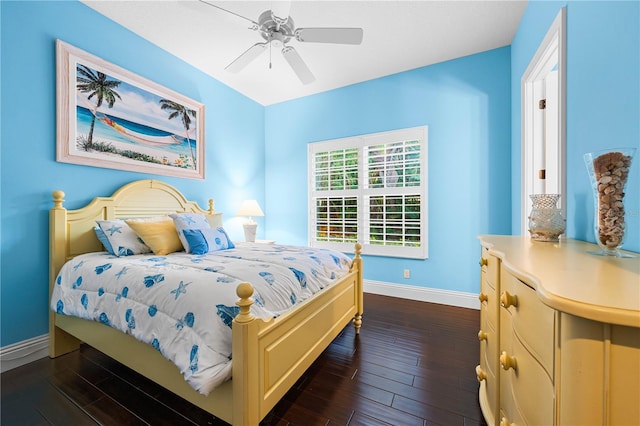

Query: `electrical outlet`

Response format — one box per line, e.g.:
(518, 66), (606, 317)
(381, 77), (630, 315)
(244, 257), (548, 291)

(403, 269), (410, 279)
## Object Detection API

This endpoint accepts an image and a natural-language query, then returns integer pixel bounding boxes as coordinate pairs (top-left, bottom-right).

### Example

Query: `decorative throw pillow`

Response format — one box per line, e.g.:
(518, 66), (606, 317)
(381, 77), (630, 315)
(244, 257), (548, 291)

(125, 216), (183, 255)
(94, 226), (115, 254)
(169, 212), (211, 253)
(182, 227), (235, 255)
(95, 220), (152, 257)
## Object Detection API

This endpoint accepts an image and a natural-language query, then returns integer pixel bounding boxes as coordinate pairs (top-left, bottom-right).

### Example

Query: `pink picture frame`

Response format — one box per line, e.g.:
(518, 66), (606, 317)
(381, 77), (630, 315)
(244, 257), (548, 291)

(56, 40), (205, 180)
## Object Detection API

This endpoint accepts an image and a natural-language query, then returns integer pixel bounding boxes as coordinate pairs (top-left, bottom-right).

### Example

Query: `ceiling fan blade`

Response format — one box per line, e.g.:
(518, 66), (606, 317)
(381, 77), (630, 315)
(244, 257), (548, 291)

(197, 0), (259, 29)
(295, 27), (363, 45)
(225, 43), (268, 73)
(281, 46), (315, 84)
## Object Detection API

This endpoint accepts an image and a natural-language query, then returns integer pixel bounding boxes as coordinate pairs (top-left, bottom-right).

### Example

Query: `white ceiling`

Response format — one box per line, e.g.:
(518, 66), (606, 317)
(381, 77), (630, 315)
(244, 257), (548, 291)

(81, 0), (527, 106)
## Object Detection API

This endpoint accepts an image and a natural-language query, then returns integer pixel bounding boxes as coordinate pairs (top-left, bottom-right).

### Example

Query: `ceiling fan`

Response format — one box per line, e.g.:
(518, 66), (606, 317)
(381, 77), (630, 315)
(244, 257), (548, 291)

(199, 1), (364, 84)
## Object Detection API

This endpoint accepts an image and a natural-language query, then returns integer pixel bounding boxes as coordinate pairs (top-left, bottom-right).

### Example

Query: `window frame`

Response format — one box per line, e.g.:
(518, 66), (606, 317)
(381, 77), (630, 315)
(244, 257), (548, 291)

(308, 126), (428, 259)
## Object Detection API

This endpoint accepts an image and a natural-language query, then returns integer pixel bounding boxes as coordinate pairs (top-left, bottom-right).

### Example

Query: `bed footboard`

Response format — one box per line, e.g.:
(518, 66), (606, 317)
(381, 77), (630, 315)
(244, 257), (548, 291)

(231, 243), (363, 425)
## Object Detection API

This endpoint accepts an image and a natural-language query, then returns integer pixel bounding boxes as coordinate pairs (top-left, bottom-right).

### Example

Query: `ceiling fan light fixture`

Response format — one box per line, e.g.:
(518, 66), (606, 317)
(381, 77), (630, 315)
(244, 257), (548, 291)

(270, 32), (285, 48)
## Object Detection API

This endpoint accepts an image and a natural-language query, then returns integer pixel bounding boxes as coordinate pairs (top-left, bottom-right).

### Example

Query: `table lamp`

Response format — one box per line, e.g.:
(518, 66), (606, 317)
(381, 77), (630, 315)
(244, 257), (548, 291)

(237, 199), (264, 242)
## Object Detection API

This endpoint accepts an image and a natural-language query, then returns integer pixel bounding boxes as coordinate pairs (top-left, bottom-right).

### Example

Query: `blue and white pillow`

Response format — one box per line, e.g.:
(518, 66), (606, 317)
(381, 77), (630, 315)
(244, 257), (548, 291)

(169, 213), (211, 253)
(94, 226), (114, 254)
(182, 227), (235, 255)
(96, 219), (152, 257)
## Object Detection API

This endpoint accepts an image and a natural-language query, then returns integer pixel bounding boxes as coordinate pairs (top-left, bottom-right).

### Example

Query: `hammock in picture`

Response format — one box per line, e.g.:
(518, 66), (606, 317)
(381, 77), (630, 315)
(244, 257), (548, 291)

(80, 95), (183, 147)
(99, 115), (183, 147)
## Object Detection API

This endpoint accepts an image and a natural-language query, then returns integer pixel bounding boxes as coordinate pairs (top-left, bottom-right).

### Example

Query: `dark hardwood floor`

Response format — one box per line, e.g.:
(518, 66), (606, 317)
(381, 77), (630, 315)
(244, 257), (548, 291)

(1, 293), (486, 426)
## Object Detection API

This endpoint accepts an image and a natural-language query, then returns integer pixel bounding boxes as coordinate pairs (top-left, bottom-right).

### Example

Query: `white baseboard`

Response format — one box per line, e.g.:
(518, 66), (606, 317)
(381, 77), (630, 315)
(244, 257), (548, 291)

(364, 280), (480, 310)
(0, 334), (49, 373)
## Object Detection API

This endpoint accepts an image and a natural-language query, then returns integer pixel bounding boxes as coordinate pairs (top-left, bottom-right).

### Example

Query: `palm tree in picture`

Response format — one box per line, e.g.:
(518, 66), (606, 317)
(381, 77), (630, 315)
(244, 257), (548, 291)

(76, 65), (122, 149)
(159, 99), (197, 169)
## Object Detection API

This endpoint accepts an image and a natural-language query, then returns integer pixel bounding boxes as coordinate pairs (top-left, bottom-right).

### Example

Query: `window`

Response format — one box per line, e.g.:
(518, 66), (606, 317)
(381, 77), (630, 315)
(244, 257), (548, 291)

(308, 126), (428, 259)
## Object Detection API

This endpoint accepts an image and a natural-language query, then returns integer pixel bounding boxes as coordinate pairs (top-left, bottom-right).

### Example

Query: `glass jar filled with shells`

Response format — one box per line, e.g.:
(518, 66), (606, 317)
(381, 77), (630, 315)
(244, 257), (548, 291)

(584, 148), (636, 257)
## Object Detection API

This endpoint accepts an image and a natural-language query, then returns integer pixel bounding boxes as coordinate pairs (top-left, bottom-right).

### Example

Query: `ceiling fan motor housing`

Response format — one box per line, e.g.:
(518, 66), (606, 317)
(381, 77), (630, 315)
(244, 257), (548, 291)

(258, 10), (294, 46)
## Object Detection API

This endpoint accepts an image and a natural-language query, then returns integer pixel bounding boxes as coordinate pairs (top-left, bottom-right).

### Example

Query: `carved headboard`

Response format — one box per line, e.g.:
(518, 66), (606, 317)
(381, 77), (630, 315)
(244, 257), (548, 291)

(49, 179), (222, 288)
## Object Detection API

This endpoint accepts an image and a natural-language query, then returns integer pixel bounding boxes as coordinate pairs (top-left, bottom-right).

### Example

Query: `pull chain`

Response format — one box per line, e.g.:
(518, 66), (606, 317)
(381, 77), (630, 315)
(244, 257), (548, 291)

(269, 38), (272, 69)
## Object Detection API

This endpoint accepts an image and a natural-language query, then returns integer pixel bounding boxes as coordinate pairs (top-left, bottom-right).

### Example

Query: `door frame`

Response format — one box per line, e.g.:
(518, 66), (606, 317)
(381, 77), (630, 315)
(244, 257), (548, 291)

(521, 7), (567, 235)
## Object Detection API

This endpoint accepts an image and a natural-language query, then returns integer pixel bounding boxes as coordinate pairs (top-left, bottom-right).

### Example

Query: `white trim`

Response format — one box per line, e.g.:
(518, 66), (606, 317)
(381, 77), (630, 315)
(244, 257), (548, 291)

(364, 279), (480, 310)
(521, 7), (567, 235)
(308, 126), (428, 259)
(0, 334), (49, 373)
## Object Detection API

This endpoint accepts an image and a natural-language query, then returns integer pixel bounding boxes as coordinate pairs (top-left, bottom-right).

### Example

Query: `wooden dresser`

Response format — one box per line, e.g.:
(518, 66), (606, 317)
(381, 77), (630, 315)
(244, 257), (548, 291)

(476, 236), (640, 426)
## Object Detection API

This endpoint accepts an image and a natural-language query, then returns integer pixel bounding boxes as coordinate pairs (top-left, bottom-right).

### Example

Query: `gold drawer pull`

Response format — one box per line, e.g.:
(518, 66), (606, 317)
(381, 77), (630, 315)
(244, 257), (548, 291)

(500, 417), (517, 426)
(479, 257), (488, 267)
(478, 330), (488, 341)
(478, 292), (488, 303)
(500, 351), (517, 371)
(475, 365), (487, 382)
(500, 291), (518, 308)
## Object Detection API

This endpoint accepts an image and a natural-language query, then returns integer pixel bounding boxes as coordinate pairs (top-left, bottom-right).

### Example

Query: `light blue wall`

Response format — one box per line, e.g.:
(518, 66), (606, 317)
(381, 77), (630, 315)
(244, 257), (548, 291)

(511, 0), (640, 251)
(4, 0), (637, 349)
(0, 1), (265, 346)
(265, 47), (512, 294)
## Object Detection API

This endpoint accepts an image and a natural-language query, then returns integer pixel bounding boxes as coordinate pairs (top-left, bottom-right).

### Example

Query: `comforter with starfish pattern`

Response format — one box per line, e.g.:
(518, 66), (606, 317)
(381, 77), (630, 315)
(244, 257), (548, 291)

(50, 243), (351, 395)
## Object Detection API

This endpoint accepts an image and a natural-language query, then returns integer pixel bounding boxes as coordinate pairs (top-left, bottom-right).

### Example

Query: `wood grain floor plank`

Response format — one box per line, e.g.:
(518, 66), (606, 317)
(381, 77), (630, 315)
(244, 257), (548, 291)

(392, 393), (466, 425)
(0, 294), (486, 426)
(31, 380), (99, 426)
(93, 375), (198, 425)
(82, 396), (147, 426)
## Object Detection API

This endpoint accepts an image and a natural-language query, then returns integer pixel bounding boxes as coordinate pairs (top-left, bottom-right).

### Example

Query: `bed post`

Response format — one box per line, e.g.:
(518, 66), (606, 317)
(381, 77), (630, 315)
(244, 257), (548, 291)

(49, 190), (81, 357)
(205, 198), (224, 229)
(232, 282), (260, 426)
(351, 243), (364, 334)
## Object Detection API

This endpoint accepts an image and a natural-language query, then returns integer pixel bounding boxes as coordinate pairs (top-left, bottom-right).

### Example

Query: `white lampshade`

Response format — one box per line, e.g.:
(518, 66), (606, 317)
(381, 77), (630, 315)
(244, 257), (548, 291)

(237, 200), (264, 218)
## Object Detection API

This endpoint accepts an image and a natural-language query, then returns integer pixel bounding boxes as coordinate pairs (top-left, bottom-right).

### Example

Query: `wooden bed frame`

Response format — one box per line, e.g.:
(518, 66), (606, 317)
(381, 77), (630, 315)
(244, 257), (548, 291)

(49, 179), (364, 425)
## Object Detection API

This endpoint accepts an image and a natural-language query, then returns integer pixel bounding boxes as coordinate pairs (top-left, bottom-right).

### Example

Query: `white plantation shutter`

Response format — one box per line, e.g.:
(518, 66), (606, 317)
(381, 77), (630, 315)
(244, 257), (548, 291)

(308, 127), (428, 259)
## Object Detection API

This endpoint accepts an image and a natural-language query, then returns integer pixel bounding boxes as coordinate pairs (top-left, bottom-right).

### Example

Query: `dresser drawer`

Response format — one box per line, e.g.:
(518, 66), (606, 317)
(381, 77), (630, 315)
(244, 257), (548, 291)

(479, 313), (498, 379)
(481, 274), (498, 331)
(478, 300), (500, 426)
(498, 340), (521, 426)
(499, 405), (525, 426)
(509, 333), (555, 426)
(499, 329), (554, 426)
(500, 267), (555, 376)
(478, 344), (499, 425)
(481, 247), (499, 290)
(483, 363), (498, 423)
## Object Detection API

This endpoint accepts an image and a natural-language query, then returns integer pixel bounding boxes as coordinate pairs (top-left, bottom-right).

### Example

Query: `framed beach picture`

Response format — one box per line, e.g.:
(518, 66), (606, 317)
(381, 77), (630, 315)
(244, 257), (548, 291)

(56, 40), (205, 180)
